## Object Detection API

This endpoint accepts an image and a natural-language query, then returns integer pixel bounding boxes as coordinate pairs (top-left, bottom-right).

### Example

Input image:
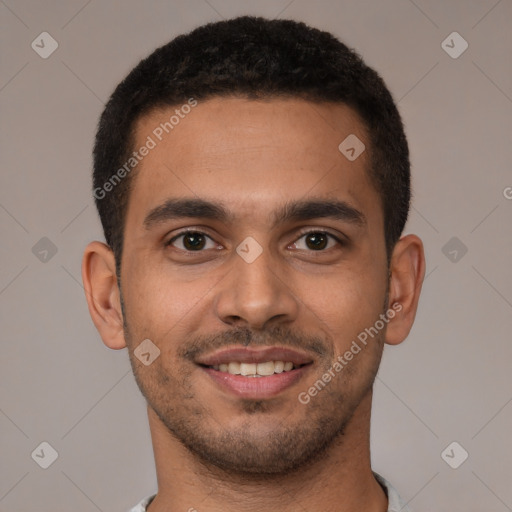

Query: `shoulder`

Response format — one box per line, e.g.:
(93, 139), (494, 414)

(127, 493), (157, 512)
(373, 472), (411, 512)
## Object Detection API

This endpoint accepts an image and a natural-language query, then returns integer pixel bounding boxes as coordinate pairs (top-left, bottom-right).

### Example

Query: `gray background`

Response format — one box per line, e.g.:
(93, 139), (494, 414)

(1, 0), (511, 510)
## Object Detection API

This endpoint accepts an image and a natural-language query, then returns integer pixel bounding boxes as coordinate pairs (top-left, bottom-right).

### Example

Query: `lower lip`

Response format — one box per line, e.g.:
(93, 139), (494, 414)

(201, 365), (311, 399)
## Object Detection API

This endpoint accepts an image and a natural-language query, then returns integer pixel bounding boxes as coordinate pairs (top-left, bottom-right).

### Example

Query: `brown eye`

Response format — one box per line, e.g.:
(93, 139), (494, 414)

(305, 232), (328, 250)
(168, 231), (216, 251)
(290, 231), (341, 251)
(183, 232), (206, 250)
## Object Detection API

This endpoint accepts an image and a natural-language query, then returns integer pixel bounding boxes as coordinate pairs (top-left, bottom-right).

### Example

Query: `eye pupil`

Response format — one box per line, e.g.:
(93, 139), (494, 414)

(183, 232), (205, 250)
(305, 233), (328, 250)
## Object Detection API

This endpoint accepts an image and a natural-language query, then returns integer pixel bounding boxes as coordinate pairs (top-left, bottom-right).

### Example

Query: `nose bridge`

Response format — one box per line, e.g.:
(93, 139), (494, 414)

(214, 242), (298, 328)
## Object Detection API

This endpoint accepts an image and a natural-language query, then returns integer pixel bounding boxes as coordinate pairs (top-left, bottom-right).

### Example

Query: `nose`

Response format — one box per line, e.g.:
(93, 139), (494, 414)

(213, 245), (300, 330)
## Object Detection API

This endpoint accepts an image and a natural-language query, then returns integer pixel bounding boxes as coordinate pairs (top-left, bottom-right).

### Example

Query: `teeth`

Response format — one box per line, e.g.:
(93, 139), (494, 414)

(212, 360), (297, 376)
(240, 363), (257, 376)
(228, 361), (241, 375)
(256, 361), (275, 376)
(274, 361), (284, 373)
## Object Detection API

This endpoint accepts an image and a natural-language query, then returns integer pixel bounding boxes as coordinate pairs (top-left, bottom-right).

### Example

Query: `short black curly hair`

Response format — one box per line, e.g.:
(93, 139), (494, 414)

(93, 15), (410, 273)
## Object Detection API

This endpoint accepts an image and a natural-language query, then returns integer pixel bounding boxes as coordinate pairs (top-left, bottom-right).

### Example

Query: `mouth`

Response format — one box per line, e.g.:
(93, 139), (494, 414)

(196, 347), (314, 399)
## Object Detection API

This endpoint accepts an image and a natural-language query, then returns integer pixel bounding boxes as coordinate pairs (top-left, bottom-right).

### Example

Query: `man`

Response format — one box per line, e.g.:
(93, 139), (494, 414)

(82, 16), (425, 512)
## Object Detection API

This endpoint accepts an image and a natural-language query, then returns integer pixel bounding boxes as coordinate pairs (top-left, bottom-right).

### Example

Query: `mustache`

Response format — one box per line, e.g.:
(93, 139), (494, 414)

(179, 325), (333, 362)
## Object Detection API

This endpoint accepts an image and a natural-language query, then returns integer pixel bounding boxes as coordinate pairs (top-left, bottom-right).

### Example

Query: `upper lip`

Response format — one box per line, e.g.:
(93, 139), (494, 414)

(196, 346), (315, 366)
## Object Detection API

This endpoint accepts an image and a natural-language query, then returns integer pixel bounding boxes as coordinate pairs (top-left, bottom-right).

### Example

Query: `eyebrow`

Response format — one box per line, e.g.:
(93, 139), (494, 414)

(143, 197), (366, 230)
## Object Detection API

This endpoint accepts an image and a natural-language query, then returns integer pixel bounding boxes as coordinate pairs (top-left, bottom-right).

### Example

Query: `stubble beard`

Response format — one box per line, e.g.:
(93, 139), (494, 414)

(124, 325), (384, 479)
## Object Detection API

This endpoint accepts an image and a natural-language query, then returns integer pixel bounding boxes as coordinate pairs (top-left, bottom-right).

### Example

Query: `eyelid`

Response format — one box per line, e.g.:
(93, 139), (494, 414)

(295, 227), (344, 238)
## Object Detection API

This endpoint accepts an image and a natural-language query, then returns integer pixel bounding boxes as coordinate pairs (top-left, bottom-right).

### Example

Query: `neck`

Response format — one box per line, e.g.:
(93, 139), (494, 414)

(147, 391), (387, 512)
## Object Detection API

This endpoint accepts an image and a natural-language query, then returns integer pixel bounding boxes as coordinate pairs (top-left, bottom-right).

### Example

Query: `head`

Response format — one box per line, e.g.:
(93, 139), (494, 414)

(83, 16), (424, 476)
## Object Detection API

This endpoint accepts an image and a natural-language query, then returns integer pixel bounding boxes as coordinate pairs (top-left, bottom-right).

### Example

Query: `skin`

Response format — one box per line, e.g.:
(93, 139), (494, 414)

(82, 97), (425, 512)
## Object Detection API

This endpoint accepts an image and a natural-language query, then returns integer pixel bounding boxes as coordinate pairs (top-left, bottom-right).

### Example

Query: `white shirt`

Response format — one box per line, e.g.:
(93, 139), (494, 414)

(128, 472), (411, 511)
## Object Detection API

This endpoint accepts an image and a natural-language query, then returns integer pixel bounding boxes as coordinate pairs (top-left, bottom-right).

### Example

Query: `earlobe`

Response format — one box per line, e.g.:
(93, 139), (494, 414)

(81, 241), (127, 350)
(385, 234), (425, 346)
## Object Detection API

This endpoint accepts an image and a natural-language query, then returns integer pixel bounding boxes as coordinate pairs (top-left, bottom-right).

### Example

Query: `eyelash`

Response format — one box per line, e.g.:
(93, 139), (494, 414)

(165, 229), (344, 252)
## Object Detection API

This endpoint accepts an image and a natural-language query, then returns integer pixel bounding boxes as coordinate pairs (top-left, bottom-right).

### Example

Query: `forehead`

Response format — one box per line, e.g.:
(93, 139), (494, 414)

(126, 97), (380, 228)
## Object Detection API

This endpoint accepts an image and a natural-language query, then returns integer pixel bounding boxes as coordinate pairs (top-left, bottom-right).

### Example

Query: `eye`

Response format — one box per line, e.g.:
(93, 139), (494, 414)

(290, 231), (341, 251)
(167, 231), (219, 251)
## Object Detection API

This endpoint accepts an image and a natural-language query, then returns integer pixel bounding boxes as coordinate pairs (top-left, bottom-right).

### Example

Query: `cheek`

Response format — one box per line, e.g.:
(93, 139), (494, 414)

(121, 257), (220, 345)
(300, 267), (387, 348)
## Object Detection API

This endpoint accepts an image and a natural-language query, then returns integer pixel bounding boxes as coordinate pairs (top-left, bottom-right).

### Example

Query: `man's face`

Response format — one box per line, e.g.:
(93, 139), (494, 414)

(120, 98), (389, 474)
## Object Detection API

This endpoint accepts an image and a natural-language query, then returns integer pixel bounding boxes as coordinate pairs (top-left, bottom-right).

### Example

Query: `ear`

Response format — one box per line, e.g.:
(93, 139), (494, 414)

(82, 241), (126, 349)
(385, 234), (425, 346)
